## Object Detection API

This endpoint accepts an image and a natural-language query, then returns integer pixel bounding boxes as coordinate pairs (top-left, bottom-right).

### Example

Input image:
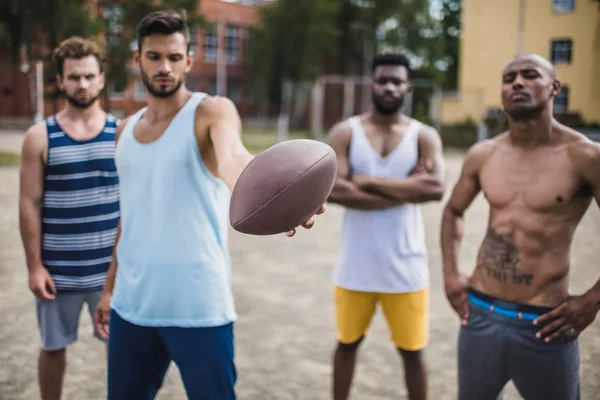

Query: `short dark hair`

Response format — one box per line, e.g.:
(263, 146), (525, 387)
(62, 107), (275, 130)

(136, 10), (191, 52)
(52, 37), (105, 77)
(372, 52), (411, 74)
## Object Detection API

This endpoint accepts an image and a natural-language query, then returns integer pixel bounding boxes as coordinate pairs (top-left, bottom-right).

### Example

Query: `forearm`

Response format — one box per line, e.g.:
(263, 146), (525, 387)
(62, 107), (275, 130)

(366, 175), (444, 203)
(328, 178), (399, 210)
(103, 222), (121, 294)
(584, 279), (600, 312)
(219, 152), (254, 192)
(441, 204), (464, 278)
(18, 199), (43, 271)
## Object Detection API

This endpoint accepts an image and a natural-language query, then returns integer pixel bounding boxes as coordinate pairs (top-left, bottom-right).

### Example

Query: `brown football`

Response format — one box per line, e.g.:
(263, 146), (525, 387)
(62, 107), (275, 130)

(230, 139), (337, 235)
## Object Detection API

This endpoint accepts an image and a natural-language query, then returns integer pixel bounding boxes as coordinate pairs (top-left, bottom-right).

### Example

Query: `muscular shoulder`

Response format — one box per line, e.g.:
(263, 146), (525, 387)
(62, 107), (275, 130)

(327, 119), (353, 142)
(21, 121), (48, 161)
(195, 95), (239, 122)
(566, 132), (600, 180)
(461, 137), (499, 174)
(415, 121), (443, 147)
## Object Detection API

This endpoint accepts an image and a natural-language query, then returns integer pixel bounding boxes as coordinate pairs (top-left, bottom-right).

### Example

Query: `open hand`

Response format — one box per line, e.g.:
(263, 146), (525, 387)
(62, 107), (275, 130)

(28, 266), (56, 301)
(533, 294), (599, 342)
(444, 273), (471, 325)
(285, 204), (326, 237)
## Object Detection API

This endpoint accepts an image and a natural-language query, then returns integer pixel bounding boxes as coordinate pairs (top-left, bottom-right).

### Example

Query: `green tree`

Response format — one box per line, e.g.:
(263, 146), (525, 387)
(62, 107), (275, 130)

(247, 0), (341, 103)
(0, 0), (103, 115)
(438, 0), (461, 90)
(247, 0), (436, 105)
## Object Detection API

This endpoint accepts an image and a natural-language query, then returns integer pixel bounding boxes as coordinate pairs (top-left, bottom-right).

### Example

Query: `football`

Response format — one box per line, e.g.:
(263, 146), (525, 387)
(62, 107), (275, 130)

(230, 139), (337, 235)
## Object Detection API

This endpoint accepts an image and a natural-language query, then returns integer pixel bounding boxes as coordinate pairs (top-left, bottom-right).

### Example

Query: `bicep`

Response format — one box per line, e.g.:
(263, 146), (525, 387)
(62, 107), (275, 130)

(207, 97), (247, 163)
(419, 127), (446, 180)
(19, 128), (46, 203)
(447, 146), (486, 215)
(576, 142), (600, 208)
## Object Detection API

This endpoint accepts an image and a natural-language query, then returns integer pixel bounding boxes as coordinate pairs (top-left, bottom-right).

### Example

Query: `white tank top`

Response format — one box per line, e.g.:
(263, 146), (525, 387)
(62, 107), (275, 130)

(332, 116), (429, 293)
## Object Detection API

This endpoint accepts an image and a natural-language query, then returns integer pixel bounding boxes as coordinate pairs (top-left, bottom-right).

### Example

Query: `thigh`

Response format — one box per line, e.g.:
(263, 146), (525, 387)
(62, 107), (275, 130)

(458, 307), (508, 400)
(379, 288), (429, 351)
(107, 310), (171, 400)
(334, 286), (377, 344)
(508, 328), (580, 400)
(160, 323), (236, 400)
(84, 290), (107, 343)
(35, 291), (86, 351)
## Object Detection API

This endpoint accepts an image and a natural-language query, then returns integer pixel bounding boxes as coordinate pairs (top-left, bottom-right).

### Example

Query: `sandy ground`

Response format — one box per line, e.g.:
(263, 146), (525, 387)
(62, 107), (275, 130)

(1, 151), (599, 400)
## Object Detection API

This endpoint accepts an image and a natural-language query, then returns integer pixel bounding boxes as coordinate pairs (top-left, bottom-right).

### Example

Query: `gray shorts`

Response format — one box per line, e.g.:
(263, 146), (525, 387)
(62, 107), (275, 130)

(35, 290), (106, 351)
(458, 288), (580, 400)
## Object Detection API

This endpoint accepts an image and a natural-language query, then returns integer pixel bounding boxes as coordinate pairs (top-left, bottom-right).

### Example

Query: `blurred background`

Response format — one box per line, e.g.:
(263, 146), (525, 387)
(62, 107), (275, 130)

(0, 0), (599, 154)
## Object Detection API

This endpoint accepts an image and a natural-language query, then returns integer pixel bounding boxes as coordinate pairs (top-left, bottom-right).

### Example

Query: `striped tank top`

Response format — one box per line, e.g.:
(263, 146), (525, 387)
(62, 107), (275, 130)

(41, 114), (120, 292)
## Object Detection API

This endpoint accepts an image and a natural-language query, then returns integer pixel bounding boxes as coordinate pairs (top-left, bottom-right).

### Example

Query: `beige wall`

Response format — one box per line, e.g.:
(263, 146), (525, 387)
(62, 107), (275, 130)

(442, 0), (600, 125)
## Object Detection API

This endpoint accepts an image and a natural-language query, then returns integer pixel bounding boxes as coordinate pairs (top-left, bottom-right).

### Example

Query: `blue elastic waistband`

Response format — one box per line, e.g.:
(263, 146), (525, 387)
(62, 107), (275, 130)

(468, 294), (542, 321)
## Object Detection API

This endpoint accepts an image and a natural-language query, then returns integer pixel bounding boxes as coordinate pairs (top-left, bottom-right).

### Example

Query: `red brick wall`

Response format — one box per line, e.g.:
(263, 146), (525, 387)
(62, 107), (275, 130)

(0, 63), (32, 117)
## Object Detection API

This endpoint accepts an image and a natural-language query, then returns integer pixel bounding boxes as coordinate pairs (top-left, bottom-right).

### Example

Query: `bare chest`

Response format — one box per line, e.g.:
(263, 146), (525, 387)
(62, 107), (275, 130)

(480, 149), (584, 211)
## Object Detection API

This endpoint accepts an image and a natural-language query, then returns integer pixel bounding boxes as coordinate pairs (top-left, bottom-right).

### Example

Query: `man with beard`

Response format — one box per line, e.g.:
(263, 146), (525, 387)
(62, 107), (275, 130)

(326, 52), (446, 400)
(92, 10), (324, 399)
(18, 37), (119, 400)
(441, 53), (600, 400)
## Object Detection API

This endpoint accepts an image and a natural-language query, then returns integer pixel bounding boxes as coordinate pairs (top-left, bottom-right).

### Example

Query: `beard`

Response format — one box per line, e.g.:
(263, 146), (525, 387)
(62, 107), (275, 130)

(64, 91), (99, 109)
(141, 68), (184, 98)
(503, 102), (545, 121)
(372, 92), (404, 116)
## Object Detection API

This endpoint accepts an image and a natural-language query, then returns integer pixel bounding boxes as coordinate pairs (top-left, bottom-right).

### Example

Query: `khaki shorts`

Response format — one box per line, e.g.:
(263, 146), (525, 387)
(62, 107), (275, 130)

(36, 290), (105, 351)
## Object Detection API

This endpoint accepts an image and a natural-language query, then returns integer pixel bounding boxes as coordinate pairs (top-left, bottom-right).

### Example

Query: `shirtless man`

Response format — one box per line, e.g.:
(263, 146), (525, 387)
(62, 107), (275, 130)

(327, 52), (446, 400)
(93, 10), (323, 399)
(441, 53), (600, 400)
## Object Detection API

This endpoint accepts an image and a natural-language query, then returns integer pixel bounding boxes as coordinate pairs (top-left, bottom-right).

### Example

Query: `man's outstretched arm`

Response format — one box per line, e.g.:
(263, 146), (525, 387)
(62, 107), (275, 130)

(353, 126), (446, 203)
(326, 122), (401, 210)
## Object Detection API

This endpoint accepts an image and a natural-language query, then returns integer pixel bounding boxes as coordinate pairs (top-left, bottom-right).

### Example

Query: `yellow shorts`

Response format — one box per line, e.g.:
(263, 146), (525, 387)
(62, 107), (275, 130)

(334, 286), (429, 351)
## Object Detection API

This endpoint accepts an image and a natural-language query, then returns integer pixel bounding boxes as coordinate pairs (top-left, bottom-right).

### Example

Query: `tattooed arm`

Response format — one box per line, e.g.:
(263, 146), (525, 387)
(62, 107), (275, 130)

(440, 140), (494, 323)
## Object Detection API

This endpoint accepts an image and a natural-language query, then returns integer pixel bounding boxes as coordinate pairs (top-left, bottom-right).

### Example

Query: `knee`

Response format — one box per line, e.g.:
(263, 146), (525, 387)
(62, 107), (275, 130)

(337, 336), (364, 353)
(41, 347), (66, 356)
(398, 348), (424, 364)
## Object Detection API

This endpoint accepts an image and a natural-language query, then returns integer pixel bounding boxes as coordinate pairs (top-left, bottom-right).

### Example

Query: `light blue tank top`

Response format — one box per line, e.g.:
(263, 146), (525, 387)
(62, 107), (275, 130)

(111, 92), (237, 327)
(332, 116), (429, 294)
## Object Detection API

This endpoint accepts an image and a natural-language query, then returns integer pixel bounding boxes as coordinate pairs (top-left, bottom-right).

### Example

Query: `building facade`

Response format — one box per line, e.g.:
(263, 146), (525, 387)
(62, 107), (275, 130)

(441, 0), (600, 126)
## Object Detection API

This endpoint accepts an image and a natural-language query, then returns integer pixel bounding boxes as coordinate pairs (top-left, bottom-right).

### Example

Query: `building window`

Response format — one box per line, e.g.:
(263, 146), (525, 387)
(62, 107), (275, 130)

(208, 83), (217, 96)
(553, 86), (569, 113)
(104, 7), (123, 50)
(228, 85), (240, 102)
(553, 0), (575, 13)
(226, 25), (239, 65)
(550, 39), (572, 64)
(188, 24), (198, 57)
(204, 23), (217, 63)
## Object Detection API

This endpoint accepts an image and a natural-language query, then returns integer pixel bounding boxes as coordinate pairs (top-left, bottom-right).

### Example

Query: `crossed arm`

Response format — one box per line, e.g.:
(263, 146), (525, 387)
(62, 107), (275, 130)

(353, 125), (446, 203)
(327, 121), (446, 210)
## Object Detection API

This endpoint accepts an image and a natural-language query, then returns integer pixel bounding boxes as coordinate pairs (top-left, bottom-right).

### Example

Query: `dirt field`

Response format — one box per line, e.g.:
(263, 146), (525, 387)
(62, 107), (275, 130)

(1, 151), (599, 400)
